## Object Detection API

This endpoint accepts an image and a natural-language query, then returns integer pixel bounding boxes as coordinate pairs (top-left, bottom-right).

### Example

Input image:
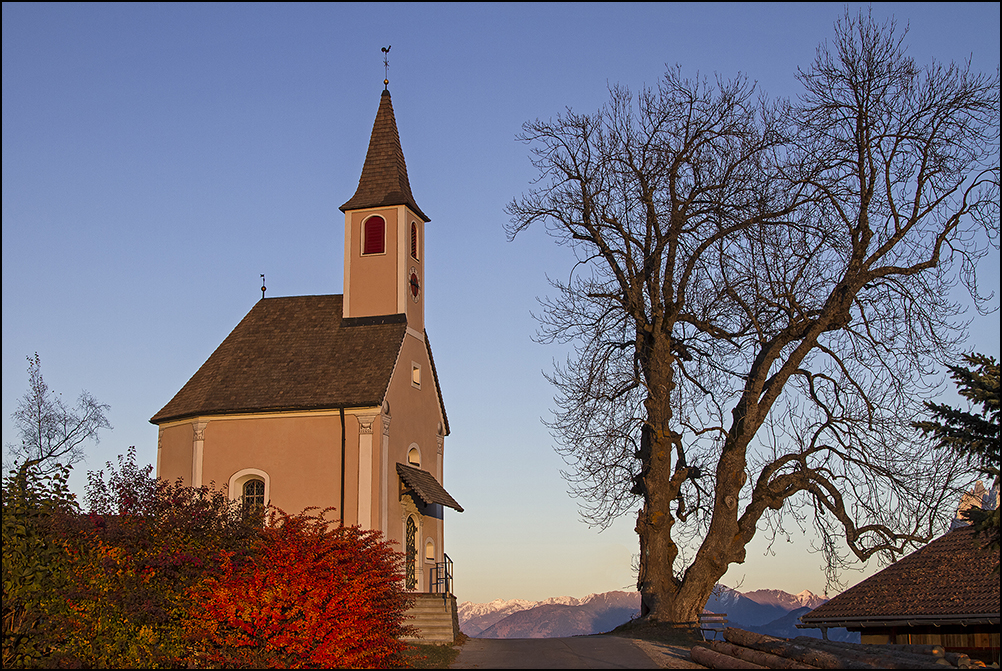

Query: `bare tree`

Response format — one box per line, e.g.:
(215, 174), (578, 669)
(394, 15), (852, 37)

(506, 11), (999, 622)
(5, 353), (111, 474)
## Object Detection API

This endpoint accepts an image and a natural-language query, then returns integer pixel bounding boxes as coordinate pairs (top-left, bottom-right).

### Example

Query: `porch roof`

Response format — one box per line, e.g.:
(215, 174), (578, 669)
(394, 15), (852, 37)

(397, 463), (463, 512)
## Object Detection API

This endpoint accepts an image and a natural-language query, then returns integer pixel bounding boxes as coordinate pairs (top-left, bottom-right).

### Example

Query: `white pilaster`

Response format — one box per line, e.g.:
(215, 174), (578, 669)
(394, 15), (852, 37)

(342, 212), (352, 317)
(192, 420), (208, 487)
(381, 413), (391, 535)
(397, 205), (407, 315)
(356, 413), (378, 529)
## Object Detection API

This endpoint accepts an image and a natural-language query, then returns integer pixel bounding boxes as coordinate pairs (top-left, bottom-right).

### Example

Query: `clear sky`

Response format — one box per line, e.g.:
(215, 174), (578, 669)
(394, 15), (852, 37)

(3, 2), (999, 605)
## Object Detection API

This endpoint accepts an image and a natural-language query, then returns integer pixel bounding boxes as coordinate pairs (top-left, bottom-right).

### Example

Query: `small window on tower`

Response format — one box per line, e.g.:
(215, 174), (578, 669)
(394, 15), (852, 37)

(363, 216), (385, 255)
(410, 222), (419, 260)
(412, 363), (421, 388)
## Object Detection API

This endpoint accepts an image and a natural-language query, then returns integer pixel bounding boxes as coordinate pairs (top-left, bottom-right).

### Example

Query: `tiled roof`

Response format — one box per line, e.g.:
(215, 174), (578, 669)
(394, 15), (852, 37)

(801, 526), (1000, 625)
(340, 89), (429, 222)
(150, 295), (406, 424)
(396, 463), (463, 512)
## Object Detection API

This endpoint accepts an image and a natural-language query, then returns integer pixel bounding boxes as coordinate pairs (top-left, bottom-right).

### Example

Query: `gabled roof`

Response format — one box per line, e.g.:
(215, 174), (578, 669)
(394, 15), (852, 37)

(150, 295), (406, 424)
(396, 463), (463, 512)
(340, 89), (429, 222)
(801, 526), (1000, 626)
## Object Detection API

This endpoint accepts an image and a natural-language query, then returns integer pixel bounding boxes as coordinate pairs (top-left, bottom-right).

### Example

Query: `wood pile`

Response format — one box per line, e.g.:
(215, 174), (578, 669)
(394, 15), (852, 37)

(690, 627), (994, 669)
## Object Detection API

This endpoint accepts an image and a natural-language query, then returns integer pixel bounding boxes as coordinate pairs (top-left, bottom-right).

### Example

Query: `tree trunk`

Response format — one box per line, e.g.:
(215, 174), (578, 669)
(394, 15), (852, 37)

(635, 332), (722, 623)
(637, 402), (755, 623)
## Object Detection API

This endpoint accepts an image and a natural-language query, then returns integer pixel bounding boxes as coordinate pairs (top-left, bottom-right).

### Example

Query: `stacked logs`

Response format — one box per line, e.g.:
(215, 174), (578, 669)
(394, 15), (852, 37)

(689, 628), (992, 669)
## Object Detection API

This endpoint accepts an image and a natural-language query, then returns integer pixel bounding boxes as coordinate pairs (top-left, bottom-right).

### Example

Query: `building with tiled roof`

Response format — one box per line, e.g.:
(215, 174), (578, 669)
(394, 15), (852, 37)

(152, 86), (460, 596)
(799, 525), (999, 663)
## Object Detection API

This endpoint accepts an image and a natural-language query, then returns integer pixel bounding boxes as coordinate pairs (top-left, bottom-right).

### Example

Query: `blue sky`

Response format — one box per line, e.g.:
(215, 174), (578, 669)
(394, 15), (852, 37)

(3, 2), (999, 604)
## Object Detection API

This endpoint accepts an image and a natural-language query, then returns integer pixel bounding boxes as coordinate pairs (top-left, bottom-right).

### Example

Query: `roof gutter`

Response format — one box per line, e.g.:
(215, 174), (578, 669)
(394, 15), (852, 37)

(799, 614), (1000, 629)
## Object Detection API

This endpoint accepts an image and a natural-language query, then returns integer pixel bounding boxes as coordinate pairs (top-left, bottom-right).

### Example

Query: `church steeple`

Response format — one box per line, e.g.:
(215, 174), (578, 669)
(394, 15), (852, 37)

(340, 89), (429, 222)
(341, 89), (429, 331)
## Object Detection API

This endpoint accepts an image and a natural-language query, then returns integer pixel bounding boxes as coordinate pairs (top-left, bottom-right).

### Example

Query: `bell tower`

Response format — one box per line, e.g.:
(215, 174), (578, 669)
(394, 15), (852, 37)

(340, 89), (429, 332)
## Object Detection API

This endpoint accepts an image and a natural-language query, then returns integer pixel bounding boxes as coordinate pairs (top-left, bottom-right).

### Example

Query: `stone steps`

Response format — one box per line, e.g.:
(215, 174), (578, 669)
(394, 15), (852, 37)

(402, 593), (460, 644)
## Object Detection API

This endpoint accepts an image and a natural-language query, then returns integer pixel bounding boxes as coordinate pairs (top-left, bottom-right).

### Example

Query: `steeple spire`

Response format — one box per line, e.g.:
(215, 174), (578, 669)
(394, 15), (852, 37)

(339, 90), (429, 222)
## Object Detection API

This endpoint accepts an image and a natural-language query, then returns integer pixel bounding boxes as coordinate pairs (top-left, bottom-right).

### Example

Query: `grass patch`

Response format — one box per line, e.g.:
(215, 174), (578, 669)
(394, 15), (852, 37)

(400, 633), (468, 669)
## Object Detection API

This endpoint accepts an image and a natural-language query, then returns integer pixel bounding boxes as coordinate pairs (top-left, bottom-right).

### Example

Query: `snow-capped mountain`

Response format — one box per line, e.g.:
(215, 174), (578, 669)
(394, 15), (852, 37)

(458, 592), (633, 637)
(458, 586), (850, 640)
(742, 589), (828, 611)
(704, 586), (789, 626)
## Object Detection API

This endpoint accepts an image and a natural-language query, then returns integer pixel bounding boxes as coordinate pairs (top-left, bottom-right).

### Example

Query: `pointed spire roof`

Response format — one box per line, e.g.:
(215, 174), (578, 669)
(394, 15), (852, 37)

(340, 89), (429, 222)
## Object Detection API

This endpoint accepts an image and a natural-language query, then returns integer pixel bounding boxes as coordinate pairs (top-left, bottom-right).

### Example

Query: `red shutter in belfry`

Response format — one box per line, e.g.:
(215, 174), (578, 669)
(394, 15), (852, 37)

(364, 216), (385, 255)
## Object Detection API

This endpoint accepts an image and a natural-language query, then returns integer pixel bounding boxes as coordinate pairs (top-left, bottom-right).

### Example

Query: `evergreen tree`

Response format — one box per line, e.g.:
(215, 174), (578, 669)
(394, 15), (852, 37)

(916, 354), (1000, 552)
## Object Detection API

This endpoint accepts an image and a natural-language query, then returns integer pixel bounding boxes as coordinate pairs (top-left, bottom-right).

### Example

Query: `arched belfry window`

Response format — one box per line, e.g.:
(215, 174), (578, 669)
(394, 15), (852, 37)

(410, 222), (419, 260)
(363, 216), (385, 255)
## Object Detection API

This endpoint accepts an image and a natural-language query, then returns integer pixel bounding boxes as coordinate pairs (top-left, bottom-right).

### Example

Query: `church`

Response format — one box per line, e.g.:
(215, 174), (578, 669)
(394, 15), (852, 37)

(150, 84), (462, 596)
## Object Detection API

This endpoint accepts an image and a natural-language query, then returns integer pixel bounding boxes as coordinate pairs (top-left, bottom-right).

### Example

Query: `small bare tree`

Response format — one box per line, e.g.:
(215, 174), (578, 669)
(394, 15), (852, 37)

(506, 11), (999, 622)
(5, 353), (111, 474)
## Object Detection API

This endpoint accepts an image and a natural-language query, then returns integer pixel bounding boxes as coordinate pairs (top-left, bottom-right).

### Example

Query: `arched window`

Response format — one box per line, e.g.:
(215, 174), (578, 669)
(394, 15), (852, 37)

(229, 468), (270, 522)
(363, 216), (385, 255)
(407, 446), (421, 467)
(410, 222), (419, 260)
(425, 538), (435, 562)
(242, 478), (265, 514)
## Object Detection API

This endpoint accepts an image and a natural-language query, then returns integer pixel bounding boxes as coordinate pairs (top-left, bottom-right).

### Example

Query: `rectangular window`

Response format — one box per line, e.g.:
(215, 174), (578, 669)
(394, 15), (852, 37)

(411, 363), (421, 388)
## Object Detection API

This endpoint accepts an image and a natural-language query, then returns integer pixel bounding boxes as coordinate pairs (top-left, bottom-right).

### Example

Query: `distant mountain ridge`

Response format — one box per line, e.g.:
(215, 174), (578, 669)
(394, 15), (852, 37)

(458, 586), (857, 641)
(458, 591), (639, 638)
(742, 589), (828, 611)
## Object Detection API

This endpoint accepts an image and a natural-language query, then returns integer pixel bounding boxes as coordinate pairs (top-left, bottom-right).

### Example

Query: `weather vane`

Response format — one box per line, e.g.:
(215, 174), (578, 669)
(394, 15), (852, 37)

(381, 45), (391, 89)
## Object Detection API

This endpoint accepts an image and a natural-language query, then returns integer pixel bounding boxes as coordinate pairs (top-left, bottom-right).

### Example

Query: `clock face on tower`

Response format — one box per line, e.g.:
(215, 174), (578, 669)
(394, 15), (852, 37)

(409, 266), (420, 302)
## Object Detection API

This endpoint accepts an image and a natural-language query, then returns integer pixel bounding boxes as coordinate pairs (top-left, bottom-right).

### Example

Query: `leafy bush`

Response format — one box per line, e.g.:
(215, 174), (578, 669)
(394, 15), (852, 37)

(49, 448), (260, 667)
(4, 451), (415, 668)
(2, 462), (77, 667)
(186, 508), (414, 669)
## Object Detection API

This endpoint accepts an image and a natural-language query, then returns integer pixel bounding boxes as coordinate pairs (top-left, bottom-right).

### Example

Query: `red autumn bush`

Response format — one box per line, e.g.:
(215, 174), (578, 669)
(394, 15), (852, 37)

(186, 507), (413, 669)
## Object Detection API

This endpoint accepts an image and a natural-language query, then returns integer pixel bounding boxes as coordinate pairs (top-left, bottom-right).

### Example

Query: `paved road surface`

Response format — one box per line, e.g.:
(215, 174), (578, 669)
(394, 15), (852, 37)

(449, 635), (662, 669)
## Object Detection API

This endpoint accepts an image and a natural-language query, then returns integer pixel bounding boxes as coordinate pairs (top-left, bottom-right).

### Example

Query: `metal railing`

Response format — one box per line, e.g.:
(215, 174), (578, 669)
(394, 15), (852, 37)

(430, 553), (453, 595)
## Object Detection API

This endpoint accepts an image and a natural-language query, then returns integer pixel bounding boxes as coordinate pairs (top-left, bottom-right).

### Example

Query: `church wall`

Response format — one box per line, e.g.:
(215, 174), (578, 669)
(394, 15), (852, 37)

(197, 413), (353, 517)
(383, 331), (448, 589)
(341, 412), (361, 525)
(345, 207), (399, 318)
(158, 422), (194, 486)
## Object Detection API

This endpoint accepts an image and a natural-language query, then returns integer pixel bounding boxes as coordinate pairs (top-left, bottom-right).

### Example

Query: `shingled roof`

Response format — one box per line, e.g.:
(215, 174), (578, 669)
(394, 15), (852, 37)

(396, 463), (463, 512)
(801, 526), (1000, 627)
(150, 295), (407, 424)
(340, 89), (429, 222)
